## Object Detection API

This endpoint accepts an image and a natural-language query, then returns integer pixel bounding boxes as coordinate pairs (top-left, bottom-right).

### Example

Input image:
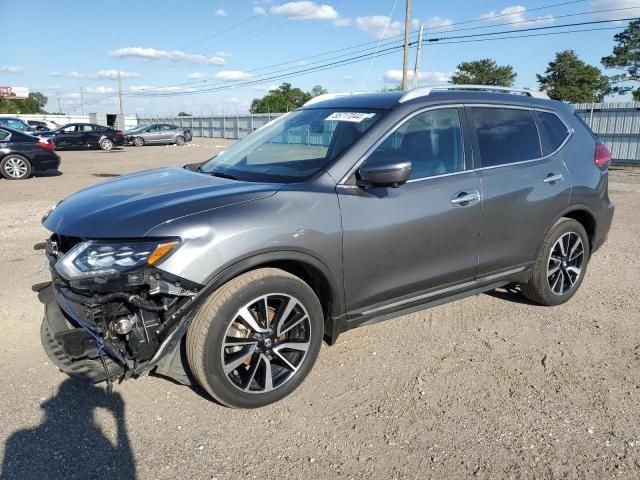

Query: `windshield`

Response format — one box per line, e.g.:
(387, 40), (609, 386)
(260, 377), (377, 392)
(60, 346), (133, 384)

(200, 108), (382, 183)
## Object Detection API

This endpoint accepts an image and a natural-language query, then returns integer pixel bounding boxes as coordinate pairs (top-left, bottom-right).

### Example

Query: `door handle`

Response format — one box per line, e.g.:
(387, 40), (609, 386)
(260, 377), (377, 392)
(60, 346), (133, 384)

(543, 173), (564, 184)
(451, 191), (480, 206)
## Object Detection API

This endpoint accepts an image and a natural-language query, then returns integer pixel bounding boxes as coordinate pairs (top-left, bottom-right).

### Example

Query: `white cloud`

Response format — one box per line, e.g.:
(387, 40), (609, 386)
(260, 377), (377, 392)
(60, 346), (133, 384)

(356, 16), (419, 39)
(254, 6), (267, 15)
(213, 70), (253, 80)
(383, 69), (453, 83)
(333, 17), (352, 27)
(589, 0), (640, 20)
(424, 16), (454, 31)
(343, 75), (353, 81)
(110, 47), (226, 65)
(69, 71), (84, 78)
(85, 86), (116, 94)
(270, 1), (339, 20)
(96, 70), (141, 80)
(130, 85), (195, 93)
(215, 8), (227, 16)
(480, 5), (554, 27)
(188, 72), (209, 80)
(49, 72), (61, 77)
(0, 65), (24, 73)
(225, 97), (240, 103)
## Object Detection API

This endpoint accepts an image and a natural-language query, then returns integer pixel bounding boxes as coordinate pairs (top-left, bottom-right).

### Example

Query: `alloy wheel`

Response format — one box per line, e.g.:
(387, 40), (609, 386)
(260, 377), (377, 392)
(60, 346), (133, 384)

(547, 232), (584, 296)
(4, 157), (28, 178)
(221, 293), (311, 394)
(101, 139), (114, 151)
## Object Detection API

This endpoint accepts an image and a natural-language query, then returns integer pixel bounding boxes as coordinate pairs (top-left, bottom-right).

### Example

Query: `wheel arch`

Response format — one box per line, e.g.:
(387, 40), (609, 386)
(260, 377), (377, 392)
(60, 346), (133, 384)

(199, 251), (345, 344)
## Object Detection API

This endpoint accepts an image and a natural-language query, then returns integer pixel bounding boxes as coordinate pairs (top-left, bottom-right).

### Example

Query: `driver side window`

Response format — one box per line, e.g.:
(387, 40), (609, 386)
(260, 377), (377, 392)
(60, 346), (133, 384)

(369, 108), (465, 179)
(62, 125), (77, 133)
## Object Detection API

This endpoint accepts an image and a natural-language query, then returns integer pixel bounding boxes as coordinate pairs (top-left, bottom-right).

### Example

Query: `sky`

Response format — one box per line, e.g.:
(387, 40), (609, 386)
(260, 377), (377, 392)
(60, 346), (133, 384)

(1, 0), (638, 116)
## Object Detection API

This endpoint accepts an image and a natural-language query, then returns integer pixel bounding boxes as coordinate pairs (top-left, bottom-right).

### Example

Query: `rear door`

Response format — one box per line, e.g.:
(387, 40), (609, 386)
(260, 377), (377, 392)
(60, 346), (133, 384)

(467, 106), (571, 276)
(159, 124), (177, 142)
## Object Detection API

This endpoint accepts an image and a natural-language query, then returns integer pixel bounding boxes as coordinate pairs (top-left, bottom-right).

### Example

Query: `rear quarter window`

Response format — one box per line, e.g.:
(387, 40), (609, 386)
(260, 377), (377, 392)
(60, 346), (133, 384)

(538, 111), (570, 154)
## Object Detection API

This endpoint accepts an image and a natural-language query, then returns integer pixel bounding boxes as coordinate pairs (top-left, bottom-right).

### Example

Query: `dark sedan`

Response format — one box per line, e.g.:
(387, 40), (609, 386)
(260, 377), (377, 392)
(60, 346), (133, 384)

(0, 127), (59, 180)
(39, 123), (125, 151)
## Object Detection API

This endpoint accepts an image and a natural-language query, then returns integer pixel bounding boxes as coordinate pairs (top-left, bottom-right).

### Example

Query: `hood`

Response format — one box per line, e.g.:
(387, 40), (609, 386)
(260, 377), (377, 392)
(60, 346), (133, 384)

(43, 167), (280, 238)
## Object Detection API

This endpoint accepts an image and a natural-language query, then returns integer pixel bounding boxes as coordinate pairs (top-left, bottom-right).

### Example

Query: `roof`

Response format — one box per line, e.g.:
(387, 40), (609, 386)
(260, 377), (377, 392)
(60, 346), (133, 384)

(301, 88), (564, 111)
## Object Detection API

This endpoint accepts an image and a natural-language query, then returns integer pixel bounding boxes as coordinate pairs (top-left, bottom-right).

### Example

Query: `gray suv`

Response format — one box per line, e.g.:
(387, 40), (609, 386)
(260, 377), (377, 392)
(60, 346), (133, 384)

(35, 85), (614, 408)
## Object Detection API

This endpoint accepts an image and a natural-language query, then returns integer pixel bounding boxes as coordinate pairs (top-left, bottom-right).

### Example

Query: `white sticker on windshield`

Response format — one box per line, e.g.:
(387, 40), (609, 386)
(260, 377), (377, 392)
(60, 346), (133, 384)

(325, 112), (375, 123)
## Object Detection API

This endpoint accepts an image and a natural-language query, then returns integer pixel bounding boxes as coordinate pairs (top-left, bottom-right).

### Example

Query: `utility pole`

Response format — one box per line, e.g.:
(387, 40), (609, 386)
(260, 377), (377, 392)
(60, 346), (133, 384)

(57, 91), (62, 114)
(412, 25), (424, 89)
(401, 0), (411, 91)
(118, 70), (124, 117)
(80, 87), (85, 115)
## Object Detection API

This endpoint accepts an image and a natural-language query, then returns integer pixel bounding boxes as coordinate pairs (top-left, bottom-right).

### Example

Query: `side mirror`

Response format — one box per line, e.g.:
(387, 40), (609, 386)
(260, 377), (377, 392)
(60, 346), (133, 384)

(358, 158), (412, 188)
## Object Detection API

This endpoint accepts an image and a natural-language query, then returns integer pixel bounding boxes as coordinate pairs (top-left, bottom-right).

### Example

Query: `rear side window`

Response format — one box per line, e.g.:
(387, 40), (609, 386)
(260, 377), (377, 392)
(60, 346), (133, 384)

(469, 107), (541, 167)
(538, 111), (569, 154)
(0, 129), (9, 141)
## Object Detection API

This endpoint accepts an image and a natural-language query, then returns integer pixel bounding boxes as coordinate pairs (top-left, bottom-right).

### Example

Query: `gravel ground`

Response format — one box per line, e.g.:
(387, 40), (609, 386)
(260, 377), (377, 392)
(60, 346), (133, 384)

(0, 141), (639, 479)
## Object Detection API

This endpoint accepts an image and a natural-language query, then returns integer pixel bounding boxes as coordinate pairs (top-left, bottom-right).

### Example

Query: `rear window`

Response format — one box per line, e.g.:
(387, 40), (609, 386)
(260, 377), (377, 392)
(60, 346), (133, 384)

(469, 107), (541, 167)
(538, 111), (570, 154)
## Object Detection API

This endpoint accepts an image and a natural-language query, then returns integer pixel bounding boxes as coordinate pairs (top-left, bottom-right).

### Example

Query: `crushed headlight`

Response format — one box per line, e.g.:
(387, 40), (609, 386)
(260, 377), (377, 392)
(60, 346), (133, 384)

(54, 240), (180, 279)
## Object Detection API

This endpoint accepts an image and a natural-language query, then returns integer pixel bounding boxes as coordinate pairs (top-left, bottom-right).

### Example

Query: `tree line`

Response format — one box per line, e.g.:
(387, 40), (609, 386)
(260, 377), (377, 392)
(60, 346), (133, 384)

(250, 20), (639, 112)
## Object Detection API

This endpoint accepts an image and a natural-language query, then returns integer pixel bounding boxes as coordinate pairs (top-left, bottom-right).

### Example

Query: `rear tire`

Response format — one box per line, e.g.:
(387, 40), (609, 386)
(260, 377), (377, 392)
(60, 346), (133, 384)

(1, 155), (32, 180)
(186, 268), (323, 408)
(99, 139), (114, 151)
(520, 218), (590, 306)
(175, 136), (185, 146)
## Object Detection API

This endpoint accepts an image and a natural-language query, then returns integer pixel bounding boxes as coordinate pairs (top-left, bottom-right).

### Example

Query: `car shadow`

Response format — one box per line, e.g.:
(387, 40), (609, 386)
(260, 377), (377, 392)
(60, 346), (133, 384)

(33, 169), (63, 178)
(1, 378), (136, 480)
(485, 284), (539, 306)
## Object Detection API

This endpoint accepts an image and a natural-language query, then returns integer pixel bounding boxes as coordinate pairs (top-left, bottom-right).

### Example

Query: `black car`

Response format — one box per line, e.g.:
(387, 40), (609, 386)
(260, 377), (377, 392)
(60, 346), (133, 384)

(0, 127), (59, 180)
(39, 123), (125, 151)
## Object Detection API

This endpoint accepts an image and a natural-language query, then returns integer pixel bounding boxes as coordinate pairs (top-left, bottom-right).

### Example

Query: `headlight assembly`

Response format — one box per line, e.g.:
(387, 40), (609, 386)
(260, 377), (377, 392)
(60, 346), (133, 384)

(54, 240), (180, 280)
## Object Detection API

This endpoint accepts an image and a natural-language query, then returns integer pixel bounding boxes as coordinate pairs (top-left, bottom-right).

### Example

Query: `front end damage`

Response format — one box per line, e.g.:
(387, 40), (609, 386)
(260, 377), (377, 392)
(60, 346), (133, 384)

(35, 234), (201, 389)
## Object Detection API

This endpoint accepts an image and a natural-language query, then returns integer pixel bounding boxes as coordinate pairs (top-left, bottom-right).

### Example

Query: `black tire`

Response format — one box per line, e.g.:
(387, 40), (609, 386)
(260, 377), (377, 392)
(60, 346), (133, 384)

(1, 154), (32, 180)
(133, 137), (145, 147)
(186, 268), (323, 408)
(175, 136), (185, 146)
(99, 138), (114, 151)
(521, 218), (590, 306)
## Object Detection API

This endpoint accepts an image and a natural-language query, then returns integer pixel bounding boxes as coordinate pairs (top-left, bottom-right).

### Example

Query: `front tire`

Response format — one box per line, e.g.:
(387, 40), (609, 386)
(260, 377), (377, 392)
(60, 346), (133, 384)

(186, 268), (323, 408)
(1, 155), (32, 180)
(100, 138), (114, 151)
(521, 218), (590, 306)
(133, 137), (145, 147)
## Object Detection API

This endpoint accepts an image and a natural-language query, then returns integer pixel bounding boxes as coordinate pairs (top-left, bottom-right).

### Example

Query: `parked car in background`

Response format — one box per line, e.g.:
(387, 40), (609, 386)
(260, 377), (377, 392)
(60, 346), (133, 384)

(38, 123), (125, 151)
(0, 127), (59, 180)
(27, 120), (60, 132)
(125, 123), (192, 146)
(37, 85), (613, 408)
(0, 117), (35, 133)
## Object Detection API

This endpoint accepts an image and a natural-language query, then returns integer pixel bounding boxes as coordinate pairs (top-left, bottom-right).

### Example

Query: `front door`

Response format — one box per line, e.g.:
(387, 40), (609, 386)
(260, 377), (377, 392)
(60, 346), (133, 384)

(339, 107), (482, 318)
(466, 106), (571, 276)
(54, 124), (82, 148)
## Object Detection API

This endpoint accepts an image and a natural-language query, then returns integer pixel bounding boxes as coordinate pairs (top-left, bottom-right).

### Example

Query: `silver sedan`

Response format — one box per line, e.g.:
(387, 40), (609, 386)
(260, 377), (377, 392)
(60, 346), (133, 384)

(125, 123), (192, 146)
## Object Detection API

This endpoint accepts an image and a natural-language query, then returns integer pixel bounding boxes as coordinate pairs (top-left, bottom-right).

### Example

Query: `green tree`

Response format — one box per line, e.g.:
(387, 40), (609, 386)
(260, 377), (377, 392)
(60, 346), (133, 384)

(450, 59), (516, 87)
(0, 92), (48, 114)
(310, 85), (328, 97)
(602, 19), (640, 100)
(250, 83), (313, 113)
(537, 50), (610, 103)
(177, 111), (192, 116)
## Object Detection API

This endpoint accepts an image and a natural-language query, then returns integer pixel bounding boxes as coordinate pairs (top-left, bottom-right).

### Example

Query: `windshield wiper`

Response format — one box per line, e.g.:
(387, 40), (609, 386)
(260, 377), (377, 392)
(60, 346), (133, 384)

(206, 171), (239, 181)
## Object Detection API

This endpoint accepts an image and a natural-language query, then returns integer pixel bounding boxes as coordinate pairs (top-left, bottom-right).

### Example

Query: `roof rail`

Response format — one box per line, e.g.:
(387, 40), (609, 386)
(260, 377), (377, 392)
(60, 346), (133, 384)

(399, 85), (549, 103)
(303, 92), (367, 107)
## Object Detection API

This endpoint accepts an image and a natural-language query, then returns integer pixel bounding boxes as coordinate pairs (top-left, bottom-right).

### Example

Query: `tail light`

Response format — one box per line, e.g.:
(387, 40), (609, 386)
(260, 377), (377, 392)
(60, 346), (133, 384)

(37, 139), (55, 151)
(115, 130), (123, 137)
(594, 143), (611, 167)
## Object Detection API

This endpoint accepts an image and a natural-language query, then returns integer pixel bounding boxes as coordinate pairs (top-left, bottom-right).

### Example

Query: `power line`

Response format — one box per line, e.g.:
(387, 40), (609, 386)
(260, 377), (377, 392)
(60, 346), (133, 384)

(125, 17), (637, 98)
